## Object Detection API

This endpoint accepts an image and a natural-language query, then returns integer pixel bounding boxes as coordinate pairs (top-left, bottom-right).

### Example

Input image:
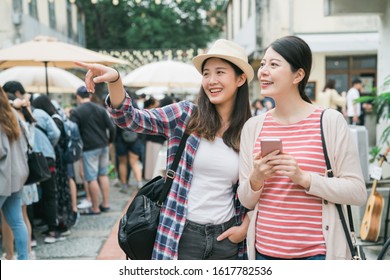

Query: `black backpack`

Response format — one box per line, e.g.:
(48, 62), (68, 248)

(52, 114), (83, 163)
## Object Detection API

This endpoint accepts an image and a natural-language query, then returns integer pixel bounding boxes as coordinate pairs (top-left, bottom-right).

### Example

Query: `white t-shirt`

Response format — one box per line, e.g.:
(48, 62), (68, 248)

(346, 87), (361, 117)
(187, 137), (237, 224)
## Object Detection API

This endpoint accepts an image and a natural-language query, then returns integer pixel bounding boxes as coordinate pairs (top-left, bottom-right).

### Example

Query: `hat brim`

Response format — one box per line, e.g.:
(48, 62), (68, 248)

(193, 54), (254, 83)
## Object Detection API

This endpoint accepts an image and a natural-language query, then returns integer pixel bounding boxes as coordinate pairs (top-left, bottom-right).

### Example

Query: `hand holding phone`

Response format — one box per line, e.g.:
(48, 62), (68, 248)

(261, 138), (283, 157)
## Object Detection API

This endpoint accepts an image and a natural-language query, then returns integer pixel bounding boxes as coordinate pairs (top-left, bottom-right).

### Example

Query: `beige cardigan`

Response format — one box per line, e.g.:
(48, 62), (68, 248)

(238, 108), (367, 260)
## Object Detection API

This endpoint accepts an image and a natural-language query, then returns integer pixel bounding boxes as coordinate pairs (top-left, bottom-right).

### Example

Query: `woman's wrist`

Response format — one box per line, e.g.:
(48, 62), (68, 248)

(300, 172), (311, 191)
(109, 69), (120, 83)
(249, 176), (263, 191)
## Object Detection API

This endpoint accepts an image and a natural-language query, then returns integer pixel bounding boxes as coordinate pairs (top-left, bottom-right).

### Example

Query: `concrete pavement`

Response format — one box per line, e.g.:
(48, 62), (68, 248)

(0, 180), (136, 260)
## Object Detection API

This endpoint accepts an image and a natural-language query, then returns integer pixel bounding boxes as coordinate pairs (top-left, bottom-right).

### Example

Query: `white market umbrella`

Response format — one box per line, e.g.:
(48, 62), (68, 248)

(135, 86), (199, 96)
(0, 66), (84, 94)
(0, 35), (128, 94)
(122, 60), (202, 91)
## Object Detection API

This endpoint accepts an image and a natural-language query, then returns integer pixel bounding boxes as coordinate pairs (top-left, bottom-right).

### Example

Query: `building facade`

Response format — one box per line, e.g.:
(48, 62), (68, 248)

(224, 0), (390, 185)
(0, 0), (85, 106)
(0, 0), (85, 48)
(224, 0), (383, 101)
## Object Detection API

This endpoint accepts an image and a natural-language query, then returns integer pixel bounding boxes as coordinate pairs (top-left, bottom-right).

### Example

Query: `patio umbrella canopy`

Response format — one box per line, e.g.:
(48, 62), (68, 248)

(135, 86), (199, 96)
(122, 60), (202, 90)
(0, 35), (127, 68)
(0, 35), (128, 94)
(0, 66), (84, 94)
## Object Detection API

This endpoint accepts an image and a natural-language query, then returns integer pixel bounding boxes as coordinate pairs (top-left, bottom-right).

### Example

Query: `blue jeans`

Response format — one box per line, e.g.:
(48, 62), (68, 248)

(256, 250), (325, 260)
(82, 146), (109, 182)
(0, 190), (29, 260)
(178, 217), (238, 260)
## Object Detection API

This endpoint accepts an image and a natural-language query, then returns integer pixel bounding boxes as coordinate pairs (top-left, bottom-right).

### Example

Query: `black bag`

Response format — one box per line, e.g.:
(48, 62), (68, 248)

(19, 121), (51, 185)
(118, 133), (189, 260)
(320, 110), (366, 260)
(25, 150), (51, 185)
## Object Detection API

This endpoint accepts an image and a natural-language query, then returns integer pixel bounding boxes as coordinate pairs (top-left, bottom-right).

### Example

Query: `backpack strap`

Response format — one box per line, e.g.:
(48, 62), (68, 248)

(35, 124), (47, 135)
(156, 133), (189, 206)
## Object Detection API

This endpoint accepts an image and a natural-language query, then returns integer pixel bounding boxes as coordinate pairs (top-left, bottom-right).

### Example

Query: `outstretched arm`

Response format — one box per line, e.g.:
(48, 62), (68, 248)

(75, 61), (126, 108)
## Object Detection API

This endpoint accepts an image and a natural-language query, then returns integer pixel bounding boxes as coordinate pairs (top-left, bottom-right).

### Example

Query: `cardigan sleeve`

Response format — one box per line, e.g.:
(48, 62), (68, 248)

(238, 115), (266, 210)
(308, 109), (367, 206)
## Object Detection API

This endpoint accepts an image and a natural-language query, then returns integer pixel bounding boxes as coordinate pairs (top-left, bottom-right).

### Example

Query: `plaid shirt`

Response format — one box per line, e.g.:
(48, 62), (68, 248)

(106, 93), (247, 260)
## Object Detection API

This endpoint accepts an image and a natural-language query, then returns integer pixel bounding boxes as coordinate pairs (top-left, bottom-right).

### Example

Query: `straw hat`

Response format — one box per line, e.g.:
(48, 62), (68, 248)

(192, 39), (254, 82)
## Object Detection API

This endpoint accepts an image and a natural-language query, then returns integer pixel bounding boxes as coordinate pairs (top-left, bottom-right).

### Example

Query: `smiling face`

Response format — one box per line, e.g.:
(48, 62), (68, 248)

(201, 57), (245, 109)
(258, 47), (304, 101)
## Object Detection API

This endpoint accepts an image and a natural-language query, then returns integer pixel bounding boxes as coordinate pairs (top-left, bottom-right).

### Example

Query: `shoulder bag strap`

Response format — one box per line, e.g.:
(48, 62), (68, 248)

(18, 120), (33, 152)
(35, 124), (47, 135)
(320, 109), (357, 257)
(157, 133), (190, 205)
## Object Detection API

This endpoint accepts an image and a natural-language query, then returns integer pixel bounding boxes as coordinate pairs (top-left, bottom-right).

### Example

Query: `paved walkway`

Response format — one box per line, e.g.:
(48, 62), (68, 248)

(28, 182), (136, 260)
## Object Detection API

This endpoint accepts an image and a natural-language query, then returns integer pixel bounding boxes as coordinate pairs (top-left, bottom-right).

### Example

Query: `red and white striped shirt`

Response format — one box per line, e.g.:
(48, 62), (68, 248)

(254, 108), (326, 258)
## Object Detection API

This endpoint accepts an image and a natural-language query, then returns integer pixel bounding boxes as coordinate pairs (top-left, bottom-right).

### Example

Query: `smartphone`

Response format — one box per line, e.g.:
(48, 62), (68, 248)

(261, 138), (283, 157)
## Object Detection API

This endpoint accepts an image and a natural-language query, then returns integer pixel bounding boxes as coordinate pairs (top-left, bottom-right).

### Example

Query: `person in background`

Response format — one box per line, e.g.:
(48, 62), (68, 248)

(238, 35), (367, 260)
(3, 81), (62, 244)
(32, 95), (75, 234)
(136, 93), (146, 109)
(63, 105), (92, 215)
(76, 38), (253, 260)
(70, 86), (116, 215)
(51, 103), (80, 227)
(346, 78), (363, 125)
(251, 99), (267, 116)
(0, 85), (29, 260)
(114, 91), (144, 194)
(143, 95), (174, 180)
(317, 79), (346, 113)
(262, 96), (275, 111)
(1, 93), (39, 260)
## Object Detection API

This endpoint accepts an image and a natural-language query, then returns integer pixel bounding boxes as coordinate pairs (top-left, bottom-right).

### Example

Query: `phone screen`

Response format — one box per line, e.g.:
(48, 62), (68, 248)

(261, 138), (282, 157)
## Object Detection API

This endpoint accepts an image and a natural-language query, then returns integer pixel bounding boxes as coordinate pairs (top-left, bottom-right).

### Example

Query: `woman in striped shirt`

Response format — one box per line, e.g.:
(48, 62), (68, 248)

(238, 36), (367, 260)
(75, 39), (254, 260)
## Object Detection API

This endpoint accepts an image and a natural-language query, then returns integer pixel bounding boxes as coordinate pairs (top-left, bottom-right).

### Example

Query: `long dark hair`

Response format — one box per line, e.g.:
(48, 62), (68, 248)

(267, 36), (312, 104)
(186, 58), (252, 152)
(31, 95), (57, 116)
(323, 79), (336, 91)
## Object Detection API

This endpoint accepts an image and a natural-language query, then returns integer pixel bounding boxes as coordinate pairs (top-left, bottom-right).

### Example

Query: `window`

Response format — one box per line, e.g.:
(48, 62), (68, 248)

(326, 57), (348, 70)
(28, 0), (39, 20)
(66, 1), (74, 38)
(12, 0), (22, 12)
(48, 1), (56, 29)
(326, 55), (377, 95)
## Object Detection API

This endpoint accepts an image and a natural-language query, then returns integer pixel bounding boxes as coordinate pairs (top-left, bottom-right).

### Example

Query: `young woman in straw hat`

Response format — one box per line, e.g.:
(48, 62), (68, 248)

(238, 35), (366, 260)
(76, 39), (254, 260)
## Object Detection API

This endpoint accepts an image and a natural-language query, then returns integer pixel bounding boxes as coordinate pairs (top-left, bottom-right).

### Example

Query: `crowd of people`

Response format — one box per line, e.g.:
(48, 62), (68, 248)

(316, 77), (372, 126)
(1, 35), (367, 260)
(0, 79), (176, 260)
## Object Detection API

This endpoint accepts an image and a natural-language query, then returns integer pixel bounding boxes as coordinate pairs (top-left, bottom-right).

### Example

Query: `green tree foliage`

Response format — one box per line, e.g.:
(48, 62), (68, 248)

(76, 0), (225, 51)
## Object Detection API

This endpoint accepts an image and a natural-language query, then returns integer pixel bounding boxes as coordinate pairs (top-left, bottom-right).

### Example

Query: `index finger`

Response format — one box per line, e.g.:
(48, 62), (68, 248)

(216, 230), (230, 241)
(267, 149), (280, 157)
(74, 61), (92, 70)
